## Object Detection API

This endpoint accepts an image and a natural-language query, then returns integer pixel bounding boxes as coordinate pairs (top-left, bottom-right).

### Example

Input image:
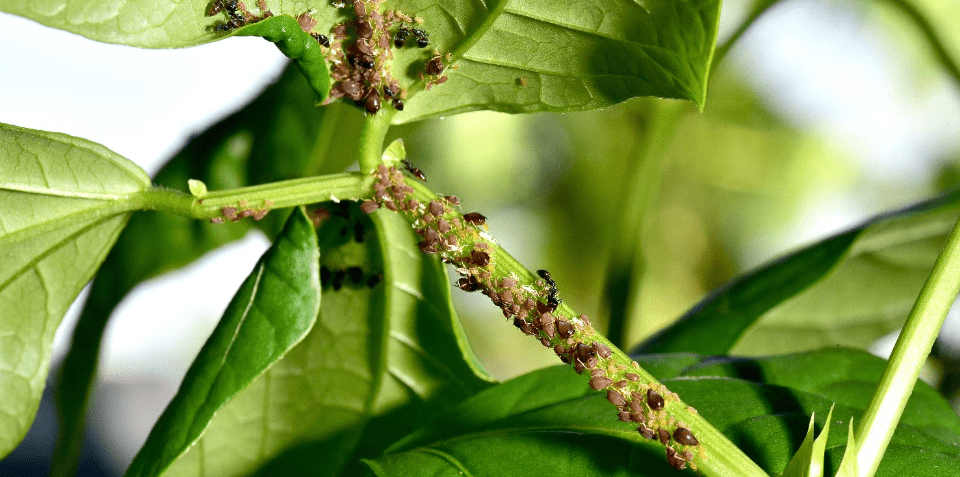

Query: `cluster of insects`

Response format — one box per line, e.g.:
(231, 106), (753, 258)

(212, 200), (273, 223)
(359, 160), (707, 471)
(207, 0), (272, 31)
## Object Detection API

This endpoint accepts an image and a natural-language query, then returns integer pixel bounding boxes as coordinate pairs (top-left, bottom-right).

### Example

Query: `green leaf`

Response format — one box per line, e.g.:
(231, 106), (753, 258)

(0, 0), (217, 48)
(781, 407), (832, 477)
(0, 122), (150, 458)
(52, 64), (364, 475)
(636, 190), (960, 356)
(125, 207), (320, 477)
(157, 202), (493, 477)
(394, 0), (722, 122)
(835, 420), (859, 477)
(365, 348), (960, 476)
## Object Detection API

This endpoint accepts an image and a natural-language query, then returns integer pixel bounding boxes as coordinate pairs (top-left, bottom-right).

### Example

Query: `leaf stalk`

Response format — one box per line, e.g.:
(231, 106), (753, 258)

(855, 213), (960, 476)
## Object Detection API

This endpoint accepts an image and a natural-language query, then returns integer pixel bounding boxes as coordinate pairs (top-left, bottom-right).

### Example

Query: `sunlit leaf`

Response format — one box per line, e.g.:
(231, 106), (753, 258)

(637, 190), (960, 356)
(394, 0), (722, 122)
(0, 122), (150, 458)
(125, 208), (320, 477)
(365, 348), (960, 476)
(158, 202), (493, 477)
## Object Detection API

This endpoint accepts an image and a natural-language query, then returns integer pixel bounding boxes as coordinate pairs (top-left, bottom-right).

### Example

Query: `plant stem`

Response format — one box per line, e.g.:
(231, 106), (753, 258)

(397, 178), (769, 477)
(135, 173), (368, 219)
(855, 213), (960, 476)
(358, 113), (393, 174)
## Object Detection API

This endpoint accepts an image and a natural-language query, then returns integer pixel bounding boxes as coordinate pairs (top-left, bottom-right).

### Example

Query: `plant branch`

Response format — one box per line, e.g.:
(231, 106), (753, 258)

(855, 213), (960, 476)
(135, 173), (369, 219)
(363, 159), (768, 477)
(358, 113), (393, 174)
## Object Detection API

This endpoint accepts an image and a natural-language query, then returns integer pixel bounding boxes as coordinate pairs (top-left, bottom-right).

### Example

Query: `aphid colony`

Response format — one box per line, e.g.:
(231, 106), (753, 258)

(212, 200), (273, 223)
(207, 0), (449, 114)
(207, 0), (273, 31)
(359, 162), (704, 471)
(324, 0), (447, 113)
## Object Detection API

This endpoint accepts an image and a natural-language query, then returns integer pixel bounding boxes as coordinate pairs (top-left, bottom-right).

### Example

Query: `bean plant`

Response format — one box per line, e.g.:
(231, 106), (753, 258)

(2, 0), (960, 476)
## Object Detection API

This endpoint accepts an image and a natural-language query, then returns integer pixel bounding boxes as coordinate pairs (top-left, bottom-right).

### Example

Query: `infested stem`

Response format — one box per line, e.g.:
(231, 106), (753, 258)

(363, 160), (768, 477)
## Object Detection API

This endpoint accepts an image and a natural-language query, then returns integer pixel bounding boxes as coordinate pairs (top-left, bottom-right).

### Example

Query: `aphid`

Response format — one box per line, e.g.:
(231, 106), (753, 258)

(657, 428), (670, 445)
(426, 55), (444, 76)
(412, 28), (429, 47)
(470, 249), (490, 267)
(463, 212), (486, 225)
(347, 266), (363, 283)
(629, 400), (644, 416)
(666, 447), (686, 471)
(594, 342), (612, 359)
(647, 389), (665, 411)
(364, 89), (381, 114)
(394, 26), (410, 47)
(584, 355), (598, 369)
(313, 33), (330, 47)
(428, 201), (444, 216)
(340, 80), (364, 101)
(207, 0), (223, 16)
(556, 320), (574, 339)
(356, 19), (374, 39)
(618, 411), (632, 423)
(458, 277), (480, 292)
(607, 390), (626, 407)
(625, 373), (640, 382)
(392, 98), (404, 111)
(589, 376), (613, 391)
(638, 424), (655, 440)
(321, 266), (332, 286)
(437, 219), (451, 233)
(542, 322), (556, 338)
(366, 273), (383, 288)
(445, 195), (461, 205)
(419, 240), (437, 254)
(353, 0), (366, 17)
(360, 200), (379, 213)
(222, 206), (238, 219)
(673, 427), (699, 446)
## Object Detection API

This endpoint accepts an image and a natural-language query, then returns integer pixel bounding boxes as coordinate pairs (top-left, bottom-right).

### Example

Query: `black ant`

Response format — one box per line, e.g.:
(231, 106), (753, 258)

(401, 159), (427, 181)
(312, 33), (330, 47)
(411, 28), (429, 47)
(394, 26), (410, 48)
(537, 269), (562, 310)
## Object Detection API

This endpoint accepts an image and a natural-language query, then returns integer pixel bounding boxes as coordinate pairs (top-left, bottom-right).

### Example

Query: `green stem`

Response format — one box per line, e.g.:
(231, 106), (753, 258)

(358, 113), (393, 174)
(136, 173), (368, 219)
(855, 213), (960, 476)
